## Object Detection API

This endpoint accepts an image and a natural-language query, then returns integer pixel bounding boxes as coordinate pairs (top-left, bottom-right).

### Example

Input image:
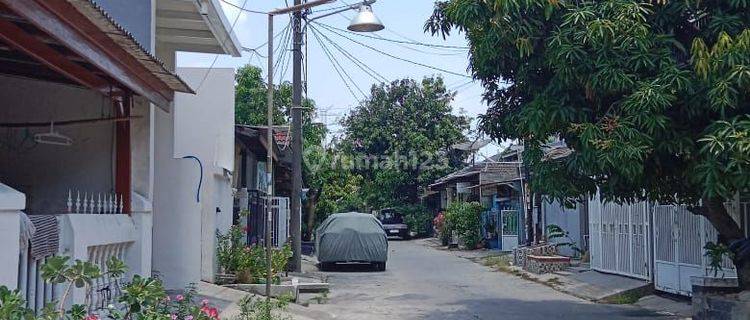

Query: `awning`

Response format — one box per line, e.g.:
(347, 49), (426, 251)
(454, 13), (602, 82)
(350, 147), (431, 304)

(156, 0), (242, 57)
(0, 0), (193, 109)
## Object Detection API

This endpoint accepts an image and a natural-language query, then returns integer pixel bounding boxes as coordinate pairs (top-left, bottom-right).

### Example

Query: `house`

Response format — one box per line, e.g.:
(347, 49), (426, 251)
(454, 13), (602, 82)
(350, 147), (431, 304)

(0, 0), (240, 312)
(428, 148), (526, 251)
(233, 125), (293, 248)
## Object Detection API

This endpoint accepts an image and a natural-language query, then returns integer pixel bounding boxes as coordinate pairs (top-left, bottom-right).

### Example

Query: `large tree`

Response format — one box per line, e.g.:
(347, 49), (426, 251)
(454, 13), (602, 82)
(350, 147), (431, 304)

(427, 0), (750, 287)
(340, 77), (470, 209)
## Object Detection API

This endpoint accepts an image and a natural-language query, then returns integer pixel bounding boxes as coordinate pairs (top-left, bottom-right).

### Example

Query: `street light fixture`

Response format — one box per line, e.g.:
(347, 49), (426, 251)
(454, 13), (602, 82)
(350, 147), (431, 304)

(347, 4), (384, 32)
(263, 0), (384, 314)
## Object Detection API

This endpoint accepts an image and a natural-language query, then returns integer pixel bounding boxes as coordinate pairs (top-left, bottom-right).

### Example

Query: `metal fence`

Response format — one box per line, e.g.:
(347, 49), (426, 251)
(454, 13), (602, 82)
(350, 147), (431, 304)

(235, 189), (290, 248)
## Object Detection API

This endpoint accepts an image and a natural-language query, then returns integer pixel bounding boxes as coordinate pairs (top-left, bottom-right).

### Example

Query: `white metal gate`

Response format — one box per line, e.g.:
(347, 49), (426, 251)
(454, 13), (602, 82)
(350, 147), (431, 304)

(500, 209), (519, 250)
(270, 197), (290, 247)
(653, 205), (738, 296)
(589, 193), (651, 280)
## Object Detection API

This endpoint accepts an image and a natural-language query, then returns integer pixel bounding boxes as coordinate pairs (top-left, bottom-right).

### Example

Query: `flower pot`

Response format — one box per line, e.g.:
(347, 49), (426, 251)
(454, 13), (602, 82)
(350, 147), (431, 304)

(237, 270), (254, 284)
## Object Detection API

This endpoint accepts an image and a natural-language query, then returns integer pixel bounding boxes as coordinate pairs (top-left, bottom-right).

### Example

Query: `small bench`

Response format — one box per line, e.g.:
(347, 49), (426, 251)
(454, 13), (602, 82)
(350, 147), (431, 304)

(525, 255), (571, 274)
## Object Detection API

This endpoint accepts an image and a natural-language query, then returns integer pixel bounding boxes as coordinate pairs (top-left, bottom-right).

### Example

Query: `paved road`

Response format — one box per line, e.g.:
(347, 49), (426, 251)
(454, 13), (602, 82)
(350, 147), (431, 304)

(306, 240), (674, 320)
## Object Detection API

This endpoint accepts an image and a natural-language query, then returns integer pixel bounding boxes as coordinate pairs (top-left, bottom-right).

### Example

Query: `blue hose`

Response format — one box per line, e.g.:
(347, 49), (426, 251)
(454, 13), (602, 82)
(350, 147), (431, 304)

(182, 156), (203, 202)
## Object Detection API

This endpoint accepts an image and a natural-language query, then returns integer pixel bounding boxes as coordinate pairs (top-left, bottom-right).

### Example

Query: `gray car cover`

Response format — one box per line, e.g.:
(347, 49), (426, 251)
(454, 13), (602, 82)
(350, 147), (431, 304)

(316, 212), (388, 263)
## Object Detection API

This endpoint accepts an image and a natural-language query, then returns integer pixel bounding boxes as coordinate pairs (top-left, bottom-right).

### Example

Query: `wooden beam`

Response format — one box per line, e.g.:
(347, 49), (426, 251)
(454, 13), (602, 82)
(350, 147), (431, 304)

(0, 0), (173, 108)
(115, 96), (132, 214)
(0, 19), (109, 90)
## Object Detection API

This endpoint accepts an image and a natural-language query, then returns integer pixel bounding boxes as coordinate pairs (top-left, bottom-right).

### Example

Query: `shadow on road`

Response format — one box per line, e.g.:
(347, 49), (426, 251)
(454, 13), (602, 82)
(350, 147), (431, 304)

(419, 298), (677, 320)
(318, 263), (382, 273)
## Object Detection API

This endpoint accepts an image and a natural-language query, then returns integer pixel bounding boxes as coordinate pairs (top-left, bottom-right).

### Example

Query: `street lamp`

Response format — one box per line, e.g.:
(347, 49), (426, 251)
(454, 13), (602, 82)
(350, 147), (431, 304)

(263, 0), (383, 311)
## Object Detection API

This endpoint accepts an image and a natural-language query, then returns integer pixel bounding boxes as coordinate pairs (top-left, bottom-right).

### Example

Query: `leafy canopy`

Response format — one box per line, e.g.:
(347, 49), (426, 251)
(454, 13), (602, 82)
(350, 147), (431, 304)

(340, 77), (470, 208)
(426, 0), (750, 210)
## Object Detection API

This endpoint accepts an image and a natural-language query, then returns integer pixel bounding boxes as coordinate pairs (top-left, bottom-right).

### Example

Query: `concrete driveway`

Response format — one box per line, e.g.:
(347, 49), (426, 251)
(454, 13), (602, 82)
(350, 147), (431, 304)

(305, 240), (676, 320)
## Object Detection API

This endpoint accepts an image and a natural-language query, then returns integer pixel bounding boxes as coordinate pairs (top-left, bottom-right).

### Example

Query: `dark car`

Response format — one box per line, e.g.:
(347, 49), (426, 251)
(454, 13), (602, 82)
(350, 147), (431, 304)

(316, 212), (388, 271)
(379, 208), (410, 239)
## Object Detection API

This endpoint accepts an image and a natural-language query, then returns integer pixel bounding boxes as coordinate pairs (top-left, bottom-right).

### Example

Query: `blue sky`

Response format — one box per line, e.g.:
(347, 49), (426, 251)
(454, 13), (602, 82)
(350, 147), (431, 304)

(177, 0), (505, 156)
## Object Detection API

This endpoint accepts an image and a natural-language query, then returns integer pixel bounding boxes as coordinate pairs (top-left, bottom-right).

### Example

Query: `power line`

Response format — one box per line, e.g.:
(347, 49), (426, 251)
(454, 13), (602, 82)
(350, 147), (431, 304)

(316, 21), (469, 50)
(309, 24), (388, 83)
(219, 0), (267, 14)
(195, 0), (250, 92)
(313, 21), (472, 78)
(309, 24), (363, 102)
(314, 27), (366, 98)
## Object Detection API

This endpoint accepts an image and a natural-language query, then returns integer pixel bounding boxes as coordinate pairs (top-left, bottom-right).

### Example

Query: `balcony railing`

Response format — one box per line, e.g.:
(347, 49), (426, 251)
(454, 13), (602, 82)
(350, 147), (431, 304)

(66, 190), (125, 214)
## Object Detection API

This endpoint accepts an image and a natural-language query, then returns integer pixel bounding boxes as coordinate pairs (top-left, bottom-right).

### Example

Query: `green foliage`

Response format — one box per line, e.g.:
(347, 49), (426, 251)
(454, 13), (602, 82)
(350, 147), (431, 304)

(444, 202), (484, 249)
(0, 286), (33, 320)
(396, 204), (433, 237)
(216, 227), (292, 284)
(234, 294), (291, 320)
(217, 225), (246, 273)
(704, 242), (734, 278)
(546, 224), (568, 240)
(426, 0), (750, 248)
(340, 77), (470, 209)
(3, 256), (222, 320)
(236, 245), (292, 284)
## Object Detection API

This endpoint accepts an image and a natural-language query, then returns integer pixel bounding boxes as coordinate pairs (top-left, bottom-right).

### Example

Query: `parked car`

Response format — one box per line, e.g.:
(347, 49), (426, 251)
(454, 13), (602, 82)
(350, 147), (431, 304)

(378, 208), (410, 239)
(316, 212), (388, 271)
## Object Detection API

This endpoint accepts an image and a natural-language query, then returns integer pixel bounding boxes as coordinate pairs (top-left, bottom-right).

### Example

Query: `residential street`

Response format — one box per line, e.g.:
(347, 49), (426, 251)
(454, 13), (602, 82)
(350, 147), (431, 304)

(307, 240), (675, 320)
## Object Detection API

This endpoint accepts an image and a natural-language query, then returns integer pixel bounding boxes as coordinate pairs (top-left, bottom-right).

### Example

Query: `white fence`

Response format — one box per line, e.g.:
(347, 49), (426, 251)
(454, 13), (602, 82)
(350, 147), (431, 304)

(270, 197), (290, 247)
(588, 194), (651, 280)
(653, 203), (746, 296)
(67, 190), (125, 214)
(87, 243), (130, 310)
(18, 245), (57, 314)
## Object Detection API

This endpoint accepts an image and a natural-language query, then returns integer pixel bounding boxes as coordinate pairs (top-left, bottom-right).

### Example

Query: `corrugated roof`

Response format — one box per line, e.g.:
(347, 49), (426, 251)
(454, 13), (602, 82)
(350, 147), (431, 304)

(68, 0), (194, 94)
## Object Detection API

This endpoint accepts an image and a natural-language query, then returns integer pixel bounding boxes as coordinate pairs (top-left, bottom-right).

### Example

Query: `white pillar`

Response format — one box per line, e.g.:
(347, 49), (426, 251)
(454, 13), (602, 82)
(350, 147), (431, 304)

(0, 183), (25, 289)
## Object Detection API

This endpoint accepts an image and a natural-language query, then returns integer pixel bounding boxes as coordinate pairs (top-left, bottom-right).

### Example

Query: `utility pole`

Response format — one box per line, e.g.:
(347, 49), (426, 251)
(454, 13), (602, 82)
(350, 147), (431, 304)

(290, 0), (304, 272)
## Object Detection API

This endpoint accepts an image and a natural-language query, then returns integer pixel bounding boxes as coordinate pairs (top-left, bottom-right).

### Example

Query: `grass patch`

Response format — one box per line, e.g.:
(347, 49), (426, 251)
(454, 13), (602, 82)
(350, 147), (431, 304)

(481, 255), (512, 272)
(602, 291), (642, 304)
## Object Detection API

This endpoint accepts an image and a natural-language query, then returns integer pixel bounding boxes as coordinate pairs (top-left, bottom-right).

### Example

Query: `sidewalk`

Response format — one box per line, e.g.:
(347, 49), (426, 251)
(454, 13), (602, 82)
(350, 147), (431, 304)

(197, 282), (336, 320)
(420, 238), (692, 318)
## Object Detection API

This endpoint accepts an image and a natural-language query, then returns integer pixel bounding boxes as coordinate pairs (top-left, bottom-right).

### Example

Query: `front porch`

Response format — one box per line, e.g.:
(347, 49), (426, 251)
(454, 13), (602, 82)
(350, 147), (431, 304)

(0, 0), (189, 313)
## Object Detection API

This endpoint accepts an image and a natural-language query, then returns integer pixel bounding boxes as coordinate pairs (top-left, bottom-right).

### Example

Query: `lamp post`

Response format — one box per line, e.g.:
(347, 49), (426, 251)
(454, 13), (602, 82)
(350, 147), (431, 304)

(264, 0), (384, 309)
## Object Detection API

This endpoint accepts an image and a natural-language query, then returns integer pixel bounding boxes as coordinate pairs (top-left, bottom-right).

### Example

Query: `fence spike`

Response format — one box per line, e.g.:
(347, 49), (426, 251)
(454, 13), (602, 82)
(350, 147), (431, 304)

(67, 190), (73, 213)
(75, 191), (81, 213)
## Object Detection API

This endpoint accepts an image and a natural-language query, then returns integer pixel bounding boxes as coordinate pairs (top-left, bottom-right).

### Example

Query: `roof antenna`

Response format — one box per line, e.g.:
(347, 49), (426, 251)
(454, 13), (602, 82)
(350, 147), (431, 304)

(34, 122), (73, 146)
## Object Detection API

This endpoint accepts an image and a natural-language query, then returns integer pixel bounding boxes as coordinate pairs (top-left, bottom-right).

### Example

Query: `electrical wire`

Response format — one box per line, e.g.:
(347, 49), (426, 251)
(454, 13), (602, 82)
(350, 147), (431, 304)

(314, 26), (366, 98)
(309, 24), (388, 83)
(315, 21), (469, 50)
(309, 24), (363, 101)
(195, 0), (251, 92)
(219, 0), (267, 14)
(312, 21), (472, 78)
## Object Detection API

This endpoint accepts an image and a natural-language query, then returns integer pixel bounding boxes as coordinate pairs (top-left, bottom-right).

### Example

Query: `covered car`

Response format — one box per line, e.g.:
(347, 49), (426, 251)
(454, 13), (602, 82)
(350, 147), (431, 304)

(316, 212), (388, 271)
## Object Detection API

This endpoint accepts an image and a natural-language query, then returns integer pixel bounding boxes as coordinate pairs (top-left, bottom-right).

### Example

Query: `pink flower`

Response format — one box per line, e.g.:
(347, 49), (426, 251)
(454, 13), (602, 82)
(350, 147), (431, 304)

(171, 315), (177, 320)
(186, 316), (194, 320)
(175, 294), (184, 302)
(201, 299), (210, 305)
(84, 316), (99, 320)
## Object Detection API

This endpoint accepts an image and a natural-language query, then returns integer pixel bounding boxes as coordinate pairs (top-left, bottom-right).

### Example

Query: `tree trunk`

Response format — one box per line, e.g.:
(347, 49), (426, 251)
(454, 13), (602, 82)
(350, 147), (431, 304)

(304, 189), (320, 241)
(698, 197), (749, 289)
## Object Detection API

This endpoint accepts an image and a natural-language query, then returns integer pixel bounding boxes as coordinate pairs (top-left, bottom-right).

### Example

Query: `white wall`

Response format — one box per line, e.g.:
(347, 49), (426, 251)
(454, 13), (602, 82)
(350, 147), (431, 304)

(0, 76), (114, 214)
(0, 183), (25, 288)
(152, 65), (235, 289)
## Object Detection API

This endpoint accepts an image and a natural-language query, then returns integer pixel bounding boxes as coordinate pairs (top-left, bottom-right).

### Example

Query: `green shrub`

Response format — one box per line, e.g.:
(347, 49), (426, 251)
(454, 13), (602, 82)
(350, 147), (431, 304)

(444, 202), (484, 249)
(1, 256), (222, 320)
(397, 204), (433, 237)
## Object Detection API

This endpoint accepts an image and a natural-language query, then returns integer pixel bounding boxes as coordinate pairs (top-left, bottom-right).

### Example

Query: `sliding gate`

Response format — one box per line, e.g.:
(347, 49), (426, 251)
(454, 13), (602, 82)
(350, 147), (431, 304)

(589, 193), (651, 280)
(653, 205), (738, 296)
